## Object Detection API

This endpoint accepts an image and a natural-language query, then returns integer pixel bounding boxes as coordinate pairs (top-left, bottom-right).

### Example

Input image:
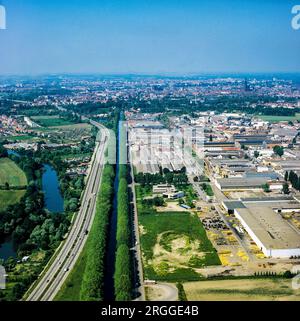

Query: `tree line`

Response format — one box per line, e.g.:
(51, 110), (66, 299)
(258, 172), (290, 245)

(135, 168), (188, 187)
(80, 165), (115, 301)
(114, 164), (132, 301)
(285, 171), (300, 191)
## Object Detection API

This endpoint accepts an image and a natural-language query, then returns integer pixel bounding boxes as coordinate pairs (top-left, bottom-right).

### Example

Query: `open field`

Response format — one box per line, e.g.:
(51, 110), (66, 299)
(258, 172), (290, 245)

(52, 123), (91, 130)
(2, 135), (37, 142)
(31, 116), (75, 127)
(224, 190), (267, 199)
(0, 190), (26, 211)
(256, 114), (300, 123)
(139, 212), (221, 281)
(0, 158), (27, 187)
(183, 278), (300, 301)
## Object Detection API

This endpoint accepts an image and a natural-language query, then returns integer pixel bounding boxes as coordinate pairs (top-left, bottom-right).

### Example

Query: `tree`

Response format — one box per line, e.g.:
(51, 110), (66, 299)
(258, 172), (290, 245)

(254, 151), (260, 158)
(0, 144), (8, 158)
(273, 145), (284, 157)
(262, 183), (271, 193)
(284, 171), (289, 182)
(282, 182), (290, 195)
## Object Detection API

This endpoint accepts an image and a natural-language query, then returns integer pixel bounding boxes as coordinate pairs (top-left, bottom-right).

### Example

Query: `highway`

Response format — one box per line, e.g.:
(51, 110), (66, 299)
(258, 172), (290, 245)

(26, 120), (110, 301)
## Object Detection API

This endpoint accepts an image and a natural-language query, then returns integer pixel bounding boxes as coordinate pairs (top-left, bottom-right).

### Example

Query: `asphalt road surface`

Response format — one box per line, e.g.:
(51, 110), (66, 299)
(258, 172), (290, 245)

(26, 121), (110, 301)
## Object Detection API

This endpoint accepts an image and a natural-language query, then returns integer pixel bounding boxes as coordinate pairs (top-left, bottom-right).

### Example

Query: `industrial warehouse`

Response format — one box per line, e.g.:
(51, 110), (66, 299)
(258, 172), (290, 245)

(223, 197), (300, 258)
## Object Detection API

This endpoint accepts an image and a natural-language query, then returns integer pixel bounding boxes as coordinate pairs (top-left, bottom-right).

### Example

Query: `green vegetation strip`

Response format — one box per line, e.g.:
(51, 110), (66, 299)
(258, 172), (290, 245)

(256, 113), (300, 122)
(79, 165), (115, 301)
(114, 160), (132, 301)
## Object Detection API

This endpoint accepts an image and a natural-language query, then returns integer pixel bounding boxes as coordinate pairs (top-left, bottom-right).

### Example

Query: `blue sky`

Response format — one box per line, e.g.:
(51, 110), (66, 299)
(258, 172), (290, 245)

(0, 0), (300, 74)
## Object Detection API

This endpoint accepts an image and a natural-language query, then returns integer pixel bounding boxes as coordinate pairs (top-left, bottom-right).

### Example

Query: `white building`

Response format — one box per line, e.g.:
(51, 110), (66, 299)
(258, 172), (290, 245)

(223, 198), (300, 258)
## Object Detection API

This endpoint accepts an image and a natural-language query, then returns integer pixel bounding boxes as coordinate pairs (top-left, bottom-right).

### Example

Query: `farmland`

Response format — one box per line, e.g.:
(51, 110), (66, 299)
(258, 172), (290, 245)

(257, 114), (300, 122)
(31, 116), (75, 127)
(0, 158), (27, 188)
(139, 211), (221, 282)
(183, 278), (300, 301)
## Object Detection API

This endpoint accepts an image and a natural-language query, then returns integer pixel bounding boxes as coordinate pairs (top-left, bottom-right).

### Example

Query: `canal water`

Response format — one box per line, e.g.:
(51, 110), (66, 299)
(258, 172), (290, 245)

(103, 118), (120, 300)
(0, 161), (64, 260)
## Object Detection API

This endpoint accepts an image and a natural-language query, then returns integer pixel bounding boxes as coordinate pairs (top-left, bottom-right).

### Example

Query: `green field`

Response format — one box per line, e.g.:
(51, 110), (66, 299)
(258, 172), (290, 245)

(256, 114), (300, 122)
(4, 135), (36, 142)
(0, 158), (27, 187)
(183, 278), (300, 301)
(0, 190), (26, 211)
(139, 211), (221, 281)
(31, 116), (75, 127)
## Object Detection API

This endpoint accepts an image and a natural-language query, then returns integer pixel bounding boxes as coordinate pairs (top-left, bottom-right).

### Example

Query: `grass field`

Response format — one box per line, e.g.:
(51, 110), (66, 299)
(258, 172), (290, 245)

(256, 114), (300, 122)
(4, 135), (36, 142)
(139, 211), (221, 281)
(183, 278), (300, 301)
(0, 158), (27, 187)
(32, 116), (75, 127)
(0, 190), (26, 211)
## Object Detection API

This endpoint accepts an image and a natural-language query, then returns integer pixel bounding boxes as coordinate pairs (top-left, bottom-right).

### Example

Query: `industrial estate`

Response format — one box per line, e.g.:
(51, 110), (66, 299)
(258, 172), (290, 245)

(0, 74), (300, 302)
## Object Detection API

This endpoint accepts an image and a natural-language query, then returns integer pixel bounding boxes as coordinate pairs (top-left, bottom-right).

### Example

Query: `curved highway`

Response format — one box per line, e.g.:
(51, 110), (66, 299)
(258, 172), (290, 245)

(26, 120), (110, 301)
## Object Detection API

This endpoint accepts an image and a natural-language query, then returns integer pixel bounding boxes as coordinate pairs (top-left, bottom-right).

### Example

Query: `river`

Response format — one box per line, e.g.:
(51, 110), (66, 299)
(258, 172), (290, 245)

(42, 164), (64, 213)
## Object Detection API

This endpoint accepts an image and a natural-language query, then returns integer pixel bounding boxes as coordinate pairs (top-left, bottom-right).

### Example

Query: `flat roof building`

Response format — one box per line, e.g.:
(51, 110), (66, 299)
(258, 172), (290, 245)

(223, 197), (300, 258)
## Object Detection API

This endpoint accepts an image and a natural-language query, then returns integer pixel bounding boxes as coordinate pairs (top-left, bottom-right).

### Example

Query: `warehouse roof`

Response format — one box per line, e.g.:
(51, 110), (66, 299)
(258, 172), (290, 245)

(235, 206), (300, 250)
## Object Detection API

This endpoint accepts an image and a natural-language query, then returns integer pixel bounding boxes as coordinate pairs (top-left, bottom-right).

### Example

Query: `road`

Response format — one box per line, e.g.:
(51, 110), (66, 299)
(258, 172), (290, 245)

(26, 120), (110, 301)
(128, 144), (145, 301)
(204, 169), (255, 261)
(146, 283), (178, 301)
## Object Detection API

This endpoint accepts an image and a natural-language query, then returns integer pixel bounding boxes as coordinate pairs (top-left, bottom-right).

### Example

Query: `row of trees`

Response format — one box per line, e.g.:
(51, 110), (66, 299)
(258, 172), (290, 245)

(135, 171), (188, 187)
(80, 165), (115, 301)
(114, 164), (132, 301)
(285, 171), (300, 191)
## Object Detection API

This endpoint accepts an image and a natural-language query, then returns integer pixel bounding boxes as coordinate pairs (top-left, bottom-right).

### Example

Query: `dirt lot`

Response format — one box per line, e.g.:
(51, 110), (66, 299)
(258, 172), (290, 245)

(224, 190), (267, 199)
(156, 202), (188, 212)
(145, 283), (178, 301)
(183, 278), (300, 301)
(150, 232), (205, 274)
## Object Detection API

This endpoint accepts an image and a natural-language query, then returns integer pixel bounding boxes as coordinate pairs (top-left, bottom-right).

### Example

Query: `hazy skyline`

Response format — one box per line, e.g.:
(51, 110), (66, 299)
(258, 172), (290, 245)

(0, 0), (300, 75)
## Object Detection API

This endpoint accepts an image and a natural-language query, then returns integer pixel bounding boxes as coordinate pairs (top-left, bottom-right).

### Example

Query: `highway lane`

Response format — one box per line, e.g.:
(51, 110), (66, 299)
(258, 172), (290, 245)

(26, 122), (109, 301)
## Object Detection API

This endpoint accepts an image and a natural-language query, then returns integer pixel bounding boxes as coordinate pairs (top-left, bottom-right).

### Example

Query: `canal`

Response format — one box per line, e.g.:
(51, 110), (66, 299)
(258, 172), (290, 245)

(103, 116), (120, 300)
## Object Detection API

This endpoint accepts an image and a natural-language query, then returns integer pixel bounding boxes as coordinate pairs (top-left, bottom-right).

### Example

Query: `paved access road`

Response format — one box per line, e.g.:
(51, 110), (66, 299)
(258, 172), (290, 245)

(26, 121), (110, 301)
